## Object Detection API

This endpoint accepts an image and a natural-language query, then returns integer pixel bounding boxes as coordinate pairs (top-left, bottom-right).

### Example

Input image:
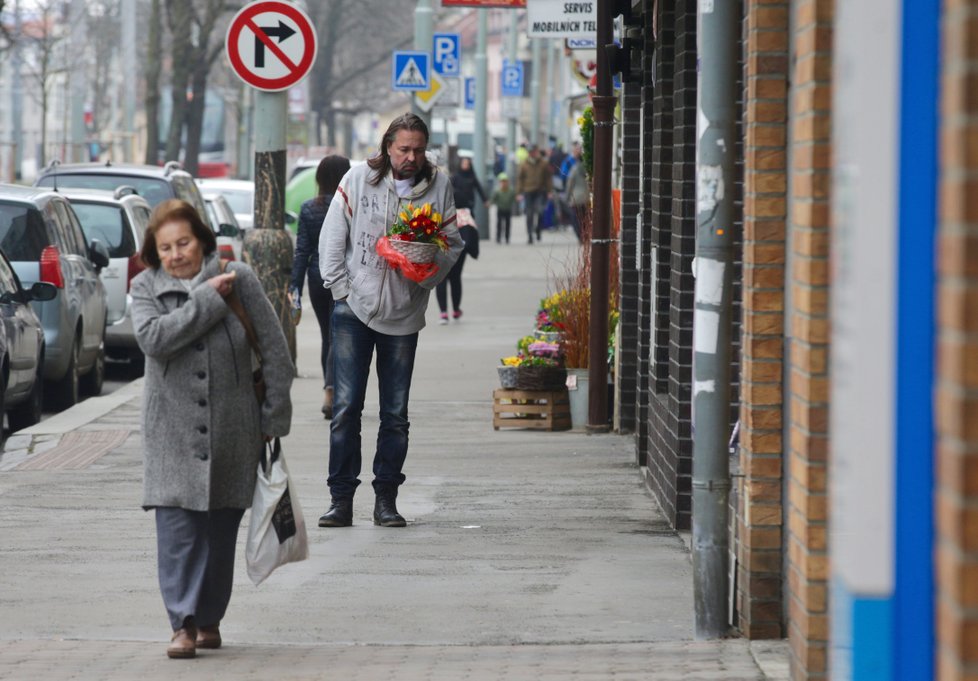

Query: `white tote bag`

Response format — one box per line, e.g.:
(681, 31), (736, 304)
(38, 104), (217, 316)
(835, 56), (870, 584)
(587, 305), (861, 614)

(245, 438), (309, 585)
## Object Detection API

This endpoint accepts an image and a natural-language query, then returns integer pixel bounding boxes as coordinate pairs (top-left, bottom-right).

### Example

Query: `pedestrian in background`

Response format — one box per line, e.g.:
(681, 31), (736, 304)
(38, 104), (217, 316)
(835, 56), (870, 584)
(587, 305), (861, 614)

(438, 157), (485, 324)
(564, 145), (590, 243)
(289, 155), (351, 419)
(516, 145), (553, 244)
(131, 200), (294, 659)
(489, 172), (516, 244)
(319, 113), (463, 528)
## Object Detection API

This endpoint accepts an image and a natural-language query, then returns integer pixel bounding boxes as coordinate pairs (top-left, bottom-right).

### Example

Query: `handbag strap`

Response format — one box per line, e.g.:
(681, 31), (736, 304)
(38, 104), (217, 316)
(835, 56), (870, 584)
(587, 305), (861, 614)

(219, 260), (263, 365)
(259, 437), (281, 473)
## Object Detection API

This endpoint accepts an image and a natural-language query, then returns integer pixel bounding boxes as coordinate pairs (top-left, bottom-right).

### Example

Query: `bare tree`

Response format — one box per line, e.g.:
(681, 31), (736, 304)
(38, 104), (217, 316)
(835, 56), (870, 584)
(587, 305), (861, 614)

(144, 0), (163, 164)
(306, 0), (414, 147)
(22, 0), (66, 167)
(85, 1), (120, 141)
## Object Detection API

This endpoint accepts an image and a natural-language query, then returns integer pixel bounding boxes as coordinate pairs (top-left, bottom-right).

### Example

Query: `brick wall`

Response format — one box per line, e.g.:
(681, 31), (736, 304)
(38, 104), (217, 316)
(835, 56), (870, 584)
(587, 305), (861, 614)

(937, 1), (978, 678)
(786, 0), (833, 677)
(736, 0), (790, 640)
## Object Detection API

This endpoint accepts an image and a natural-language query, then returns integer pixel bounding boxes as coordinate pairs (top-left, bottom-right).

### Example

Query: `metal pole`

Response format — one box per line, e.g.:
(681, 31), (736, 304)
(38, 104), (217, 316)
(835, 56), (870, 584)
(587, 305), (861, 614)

(69, 0), (87, 162)
(244, 91), (295, 359)
(545, 39), (556, 144)
(413, 0), (433, 129)
(11, 0), (22, 179)
(691, 0), (737, 639)
(587, 0), (613, 432)
(473, 9), (490, 240)
(122, 0), (136, 161)
(530, 37), (542, 147)
(507, 10), (519, 178)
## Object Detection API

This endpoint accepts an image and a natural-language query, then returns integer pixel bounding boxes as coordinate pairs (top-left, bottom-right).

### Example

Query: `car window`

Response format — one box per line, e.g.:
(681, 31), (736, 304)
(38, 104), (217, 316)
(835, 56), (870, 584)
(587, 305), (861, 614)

(220, 189), (253, 216)
(204, 200), (220, 231)
(71, 202), (136, 258)
(52, 200), (88, 256)
(0, 203), (49, 261)
(172, 175), (208, 218)
(0, 253), (20, 295)
(37, 173), (173, 207)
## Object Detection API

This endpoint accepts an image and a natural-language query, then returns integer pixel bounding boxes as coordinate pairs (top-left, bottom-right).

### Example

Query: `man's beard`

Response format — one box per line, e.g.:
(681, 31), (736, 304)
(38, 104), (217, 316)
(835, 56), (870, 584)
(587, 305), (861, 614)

(393, 161), (421, 180)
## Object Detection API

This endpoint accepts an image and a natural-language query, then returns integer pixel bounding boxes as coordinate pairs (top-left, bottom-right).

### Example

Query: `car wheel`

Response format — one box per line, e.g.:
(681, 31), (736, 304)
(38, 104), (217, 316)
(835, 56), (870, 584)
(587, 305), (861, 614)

(81, 339), (105, 397)
(47, 339), (79, 412)
(8, 361), (43, 432)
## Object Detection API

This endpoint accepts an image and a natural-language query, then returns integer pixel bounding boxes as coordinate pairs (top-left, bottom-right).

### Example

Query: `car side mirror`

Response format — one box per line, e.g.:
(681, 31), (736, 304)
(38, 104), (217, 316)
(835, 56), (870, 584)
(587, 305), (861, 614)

(218, 223), (240, 238)
(284, 211), (298, 226)
(89, 239), (110, 271)
(28, 281), (57, 302)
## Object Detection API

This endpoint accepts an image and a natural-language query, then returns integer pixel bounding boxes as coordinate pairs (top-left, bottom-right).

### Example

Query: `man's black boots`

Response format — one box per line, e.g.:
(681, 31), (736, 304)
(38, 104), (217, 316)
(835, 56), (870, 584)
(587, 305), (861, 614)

(373, 485), (406, 527)
(318, 497), (353, 527)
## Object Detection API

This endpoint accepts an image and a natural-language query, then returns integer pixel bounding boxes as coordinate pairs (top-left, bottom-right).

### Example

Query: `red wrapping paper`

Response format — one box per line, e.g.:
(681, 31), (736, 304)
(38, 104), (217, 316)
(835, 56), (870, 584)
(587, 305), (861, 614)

(375, 236), (440, 283)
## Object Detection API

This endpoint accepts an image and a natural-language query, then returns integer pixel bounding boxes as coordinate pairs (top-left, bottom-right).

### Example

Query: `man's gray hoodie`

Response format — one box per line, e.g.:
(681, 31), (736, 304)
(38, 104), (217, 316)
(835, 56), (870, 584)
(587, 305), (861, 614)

(319, 162), (463, 335)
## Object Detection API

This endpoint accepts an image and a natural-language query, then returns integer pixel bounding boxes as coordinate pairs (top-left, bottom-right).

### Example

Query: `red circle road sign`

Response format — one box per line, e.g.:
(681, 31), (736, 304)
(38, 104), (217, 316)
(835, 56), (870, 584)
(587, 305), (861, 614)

(226, 1), (317, 92)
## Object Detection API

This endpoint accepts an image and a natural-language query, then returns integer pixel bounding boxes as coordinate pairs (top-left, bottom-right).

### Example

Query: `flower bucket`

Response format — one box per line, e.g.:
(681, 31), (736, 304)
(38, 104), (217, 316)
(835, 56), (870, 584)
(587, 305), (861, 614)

(534, 330), (562, 343)
(566, 368), (589, 430)
(497, 365), (519, 389)
(389, 239), (440, 264)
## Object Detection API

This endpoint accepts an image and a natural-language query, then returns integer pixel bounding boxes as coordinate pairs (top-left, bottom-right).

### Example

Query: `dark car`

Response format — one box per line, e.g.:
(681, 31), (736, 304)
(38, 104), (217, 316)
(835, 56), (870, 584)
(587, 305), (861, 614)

(0, 185), (110, 411)
(0, 249), (57, 437)
(35, 160), (207, 218)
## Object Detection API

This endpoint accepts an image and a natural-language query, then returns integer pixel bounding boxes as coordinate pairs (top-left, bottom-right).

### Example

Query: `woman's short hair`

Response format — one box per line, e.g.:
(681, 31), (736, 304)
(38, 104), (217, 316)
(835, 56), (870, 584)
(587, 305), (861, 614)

(141, 199), (216, 268)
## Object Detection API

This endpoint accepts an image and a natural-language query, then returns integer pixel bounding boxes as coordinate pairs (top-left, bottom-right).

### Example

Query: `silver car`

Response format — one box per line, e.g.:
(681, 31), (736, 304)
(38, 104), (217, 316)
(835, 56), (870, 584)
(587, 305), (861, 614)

(61, 187), (151, 372)
(201, 192), (244, 262)
(0, 185), (109, 411)
(195, 178), (254, 229)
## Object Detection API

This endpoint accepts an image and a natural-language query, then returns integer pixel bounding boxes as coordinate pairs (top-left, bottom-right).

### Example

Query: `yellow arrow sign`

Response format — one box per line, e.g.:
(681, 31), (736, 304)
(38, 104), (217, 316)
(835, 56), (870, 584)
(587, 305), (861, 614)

(415, 74), (445, 112)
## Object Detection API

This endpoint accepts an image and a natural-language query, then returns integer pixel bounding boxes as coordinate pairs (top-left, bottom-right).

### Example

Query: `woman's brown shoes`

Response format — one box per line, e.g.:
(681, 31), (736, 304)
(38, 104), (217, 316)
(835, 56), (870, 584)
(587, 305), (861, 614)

(196, 624), (222, 649)
(167, 625), (197, 659)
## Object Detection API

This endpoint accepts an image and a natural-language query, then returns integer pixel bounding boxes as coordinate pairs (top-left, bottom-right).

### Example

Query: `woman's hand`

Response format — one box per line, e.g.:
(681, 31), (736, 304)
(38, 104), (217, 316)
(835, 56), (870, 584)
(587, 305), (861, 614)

(207, 271), (236, 298)
(263, 434), (273, 443)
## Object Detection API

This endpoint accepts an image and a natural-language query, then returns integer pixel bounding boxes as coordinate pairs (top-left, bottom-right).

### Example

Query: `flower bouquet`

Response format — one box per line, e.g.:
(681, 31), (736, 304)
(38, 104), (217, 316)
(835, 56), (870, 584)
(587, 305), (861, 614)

(375, 202), (449, 283)
(498, 336), (567, 391)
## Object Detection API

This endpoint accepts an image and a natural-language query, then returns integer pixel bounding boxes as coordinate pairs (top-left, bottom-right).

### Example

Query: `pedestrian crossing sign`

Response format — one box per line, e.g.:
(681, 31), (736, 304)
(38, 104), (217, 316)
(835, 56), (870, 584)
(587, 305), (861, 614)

(392, 51), (430, 92)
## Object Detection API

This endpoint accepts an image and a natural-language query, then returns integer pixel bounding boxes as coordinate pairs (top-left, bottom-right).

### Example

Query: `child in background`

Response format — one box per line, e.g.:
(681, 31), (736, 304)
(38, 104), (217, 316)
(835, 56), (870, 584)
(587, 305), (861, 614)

(489, 173), (517, 244)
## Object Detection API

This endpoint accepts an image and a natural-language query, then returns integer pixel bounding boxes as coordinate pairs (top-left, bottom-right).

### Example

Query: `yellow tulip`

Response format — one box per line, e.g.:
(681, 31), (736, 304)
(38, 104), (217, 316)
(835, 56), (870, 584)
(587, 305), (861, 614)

(399, 211), (409, 221)
(432, 212), (441, 224)
(413, 208), (422, 218)
(422, 203), (431, 217)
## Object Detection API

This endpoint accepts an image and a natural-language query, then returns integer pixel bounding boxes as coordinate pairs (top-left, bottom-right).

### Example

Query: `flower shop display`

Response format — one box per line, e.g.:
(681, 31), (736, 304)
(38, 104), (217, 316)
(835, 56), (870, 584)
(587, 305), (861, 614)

(375, 202), (449, 282)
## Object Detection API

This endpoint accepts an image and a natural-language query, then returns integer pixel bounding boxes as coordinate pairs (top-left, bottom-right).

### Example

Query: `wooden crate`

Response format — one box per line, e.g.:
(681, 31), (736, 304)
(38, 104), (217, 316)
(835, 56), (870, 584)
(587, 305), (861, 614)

(493, 389), (571, 431)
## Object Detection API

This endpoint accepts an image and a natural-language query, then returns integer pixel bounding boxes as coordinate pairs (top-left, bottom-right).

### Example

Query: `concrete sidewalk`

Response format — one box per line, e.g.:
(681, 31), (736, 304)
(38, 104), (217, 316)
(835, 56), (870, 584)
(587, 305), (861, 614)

(0, 227), (788, 680)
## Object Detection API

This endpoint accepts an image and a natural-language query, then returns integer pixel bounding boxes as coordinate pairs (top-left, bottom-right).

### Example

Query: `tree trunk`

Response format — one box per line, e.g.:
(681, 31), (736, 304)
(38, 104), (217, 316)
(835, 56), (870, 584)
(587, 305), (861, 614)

(184, 62), (207, 176)
(143, 0), (162, 164)
(164, 0), (193, 163)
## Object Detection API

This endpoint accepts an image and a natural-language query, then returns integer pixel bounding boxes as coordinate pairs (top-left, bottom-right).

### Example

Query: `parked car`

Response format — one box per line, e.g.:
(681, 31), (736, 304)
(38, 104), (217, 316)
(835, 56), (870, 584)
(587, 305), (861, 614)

(35, 160), (207, 220)
(195, 178), (254, 229)
(61, 187), (151, 372)
(0, 184), (109, 411)
(201, 192), (244, 262)
(0, 248), (57, 436)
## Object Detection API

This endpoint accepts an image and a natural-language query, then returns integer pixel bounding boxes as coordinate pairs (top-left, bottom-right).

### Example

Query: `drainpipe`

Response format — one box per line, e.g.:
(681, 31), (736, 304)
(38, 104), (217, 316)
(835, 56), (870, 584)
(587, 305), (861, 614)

(691, 0), (738, 638)
(587, 0), (614, 432)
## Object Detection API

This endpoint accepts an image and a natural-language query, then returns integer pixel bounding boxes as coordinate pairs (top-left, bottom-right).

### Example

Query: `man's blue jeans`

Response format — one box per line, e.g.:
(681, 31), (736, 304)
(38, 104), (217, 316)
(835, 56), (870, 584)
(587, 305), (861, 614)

(328, 301), (418, 499)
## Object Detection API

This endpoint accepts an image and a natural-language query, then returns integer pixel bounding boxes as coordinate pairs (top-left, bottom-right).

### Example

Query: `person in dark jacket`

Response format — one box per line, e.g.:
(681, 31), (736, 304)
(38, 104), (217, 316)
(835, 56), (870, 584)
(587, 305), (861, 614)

(289, 155), (351, 418)
(437, 157), (485, 324)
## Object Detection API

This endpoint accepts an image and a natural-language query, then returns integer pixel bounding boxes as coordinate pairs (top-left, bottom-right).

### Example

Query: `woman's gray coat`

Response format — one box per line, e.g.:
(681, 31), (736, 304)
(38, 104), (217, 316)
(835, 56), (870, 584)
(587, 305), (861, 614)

(130, 255), (294, 511)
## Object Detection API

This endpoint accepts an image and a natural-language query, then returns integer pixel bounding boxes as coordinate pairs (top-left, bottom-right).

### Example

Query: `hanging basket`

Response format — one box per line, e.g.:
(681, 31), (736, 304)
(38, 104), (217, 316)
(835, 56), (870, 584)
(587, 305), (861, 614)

(497, 365), (519, 389)
(388, 239), (440, 264)
(515, 365), (568, 391)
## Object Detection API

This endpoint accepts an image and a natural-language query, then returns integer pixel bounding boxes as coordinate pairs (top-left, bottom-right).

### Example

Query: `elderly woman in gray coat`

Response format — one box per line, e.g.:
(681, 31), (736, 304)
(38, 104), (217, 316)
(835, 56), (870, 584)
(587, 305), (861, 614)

(130, 199), (293, 659)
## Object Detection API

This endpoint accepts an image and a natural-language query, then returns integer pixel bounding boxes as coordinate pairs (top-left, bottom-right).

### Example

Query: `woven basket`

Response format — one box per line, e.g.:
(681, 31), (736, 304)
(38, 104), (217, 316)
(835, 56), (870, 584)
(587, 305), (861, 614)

(497, 365), (519, 389)
(534, 330), (562, 343)
(389, 239), (440, 264)
(515, 365), (567, 391)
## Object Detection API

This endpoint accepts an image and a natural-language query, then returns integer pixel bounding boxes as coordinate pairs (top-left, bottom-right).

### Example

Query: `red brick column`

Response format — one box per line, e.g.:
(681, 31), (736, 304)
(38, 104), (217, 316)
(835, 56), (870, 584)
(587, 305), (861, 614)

(786, 0), (833, 678)
(737, 0), (790, 640)
(937, 1), (978, 678)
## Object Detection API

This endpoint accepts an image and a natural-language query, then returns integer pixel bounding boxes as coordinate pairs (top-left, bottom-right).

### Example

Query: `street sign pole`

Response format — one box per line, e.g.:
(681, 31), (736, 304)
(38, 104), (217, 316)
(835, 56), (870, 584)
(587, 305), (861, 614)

(413, 0), (433, 128)
(473, 10), (490, 239)
(507, 11), (518, 178)
(226, 0), (318, 361)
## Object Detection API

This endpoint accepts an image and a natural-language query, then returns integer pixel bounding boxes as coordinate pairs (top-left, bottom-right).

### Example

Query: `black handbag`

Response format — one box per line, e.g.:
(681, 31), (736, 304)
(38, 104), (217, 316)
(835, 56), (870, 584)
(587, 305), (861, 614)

(459, 224), (480, 260)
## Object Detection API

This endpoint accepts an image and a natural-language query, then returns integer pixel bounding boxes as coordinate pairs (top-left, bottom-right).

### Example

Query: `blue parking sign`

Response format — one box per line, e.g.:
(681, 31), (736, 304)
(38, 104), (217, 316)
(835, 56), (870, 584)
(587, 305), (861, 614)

(392, 51), (430, 92)
(464, 77), (476, 110)
(433, 33), (460, 76)
(501, 60), (523, 97)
